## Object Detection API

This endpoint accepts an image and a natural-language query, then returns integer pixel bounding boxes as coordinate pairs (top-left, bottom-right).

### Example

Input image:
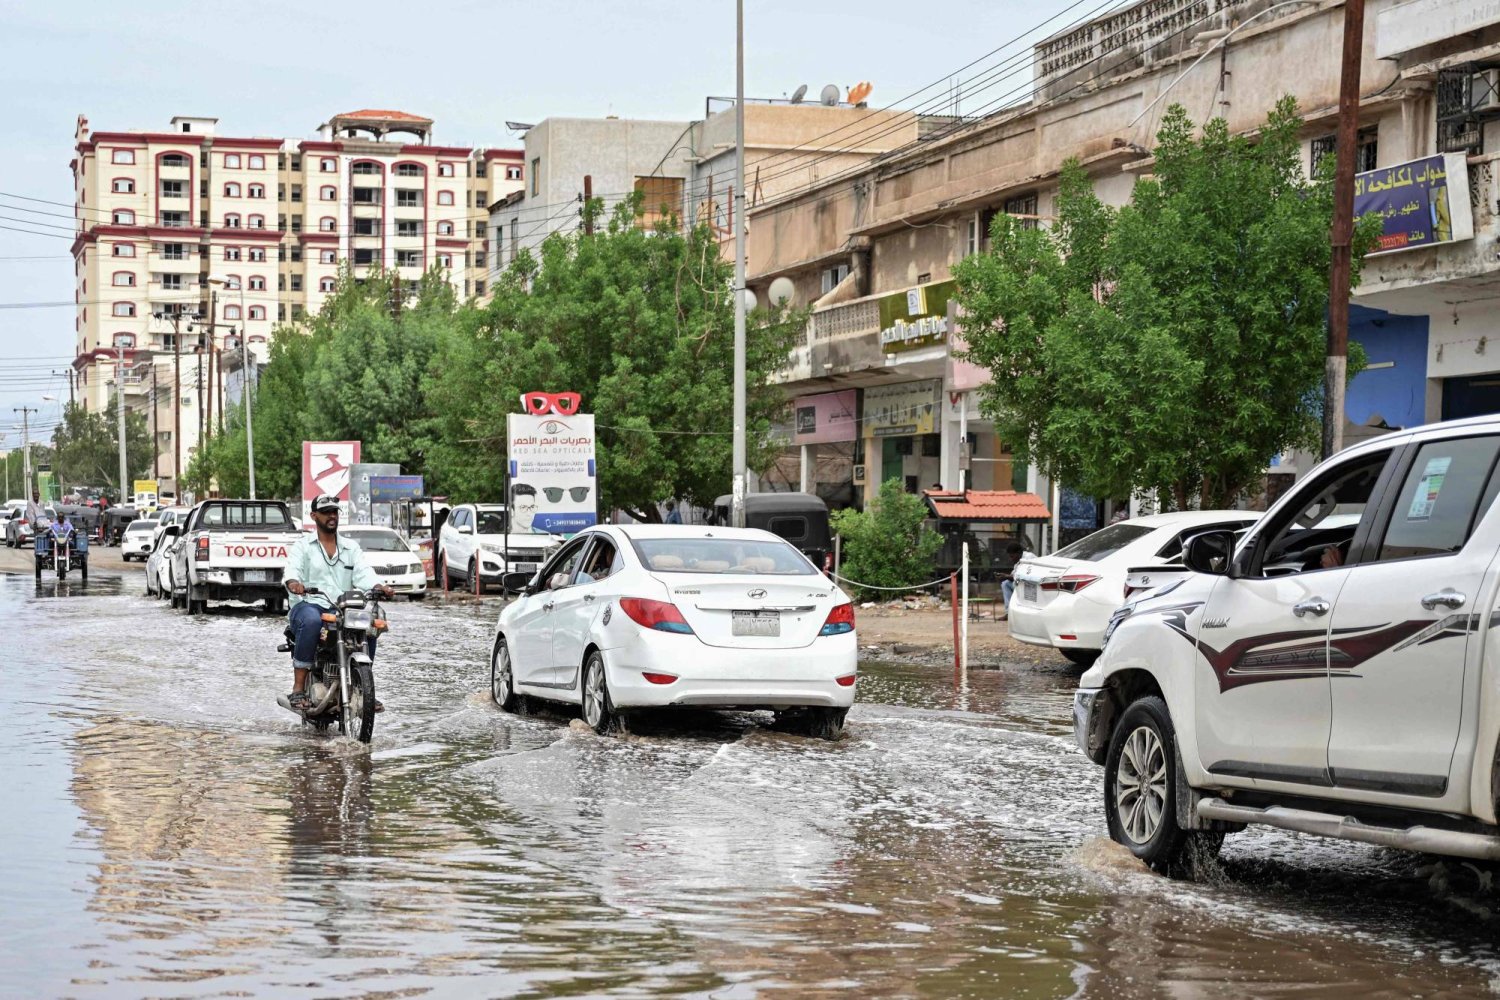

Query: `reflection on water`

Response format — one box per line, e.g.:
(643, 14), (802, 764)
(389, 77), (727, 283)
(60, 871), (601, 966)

(3, 572), (1500, 997)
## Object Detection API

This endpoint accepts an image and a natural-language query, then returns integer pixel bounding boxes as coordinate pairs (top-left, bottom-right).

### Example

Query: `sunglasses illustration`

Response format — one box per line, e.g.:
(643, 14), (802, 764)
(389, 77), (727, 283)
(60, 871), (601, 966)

(542, 486), (591, 503)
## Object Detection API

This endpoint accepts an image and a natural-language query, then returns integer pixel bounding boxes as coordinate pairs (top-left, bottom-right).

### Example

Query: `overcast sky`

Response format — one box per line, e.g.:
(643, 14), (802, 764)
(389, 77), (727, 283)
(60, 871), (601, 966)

(0, 0), (1080, 445)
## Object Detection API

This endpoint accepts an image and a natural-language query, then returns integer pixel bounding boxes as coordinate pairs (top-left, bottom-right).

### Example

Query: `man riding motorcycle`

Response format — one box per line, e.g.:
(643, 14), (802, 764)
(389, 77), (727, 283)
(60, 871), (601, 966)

(282, 494), (393, 712)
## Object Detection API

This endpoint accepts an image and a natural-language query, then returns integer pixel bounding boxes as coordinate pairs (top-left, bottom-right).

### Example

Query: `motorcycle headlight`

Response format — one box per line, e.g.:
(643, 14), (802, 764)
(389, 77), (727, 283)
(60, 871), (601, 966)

(344, 610), (374, 631)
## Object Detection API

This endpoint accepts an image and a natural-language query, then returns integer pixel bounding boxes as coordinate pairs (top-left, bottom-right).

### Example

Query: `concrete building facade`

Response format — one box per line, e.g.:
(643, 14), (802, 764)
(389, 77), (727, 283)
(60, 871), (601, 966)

(71, 110), (515, 494)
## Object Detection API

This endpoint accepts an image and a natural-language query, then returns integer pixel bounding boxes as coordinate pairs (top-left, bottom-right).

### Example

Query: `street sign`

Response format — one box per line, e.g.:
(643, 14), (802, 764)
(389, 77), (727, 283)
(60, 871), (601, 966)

(369, 475), (425, 501)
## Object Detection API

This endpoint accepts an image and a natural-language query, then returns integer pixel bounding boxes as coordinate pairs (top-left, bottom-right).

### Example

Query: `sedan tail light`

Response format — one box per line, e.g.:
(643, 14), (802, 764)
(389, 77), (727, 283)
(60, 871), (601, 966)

(1041, 573), (1100, 595)
(618, 597), (694, 635)
(820, 602), (855, 636)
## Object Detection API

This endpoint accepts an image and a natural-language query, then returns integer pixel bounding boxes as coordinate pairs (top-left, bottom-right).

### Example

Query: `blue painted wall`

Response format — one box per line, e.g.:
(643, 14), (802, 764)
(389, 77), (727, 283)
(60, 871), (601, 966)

(1346, 304), (1429, 430)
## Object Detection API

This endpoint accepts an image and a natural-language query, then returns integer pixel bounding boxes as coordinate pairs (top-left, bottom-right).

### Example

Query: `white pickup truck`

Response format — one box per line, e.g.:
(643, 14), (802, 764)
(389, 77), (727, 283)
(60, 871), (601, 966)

(1075, 416), (1500, 873)
(169, 499), (300, 615)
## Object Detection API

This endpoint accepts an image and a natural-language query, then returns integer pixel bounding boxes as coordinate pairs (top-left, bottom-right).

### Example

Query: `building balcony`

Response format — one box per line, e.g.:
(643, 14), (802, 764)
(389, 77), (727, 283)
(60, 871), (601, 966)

(775, 283), (952, 387)
(152, 254), (198, 274)
(352, 203), (383, 219)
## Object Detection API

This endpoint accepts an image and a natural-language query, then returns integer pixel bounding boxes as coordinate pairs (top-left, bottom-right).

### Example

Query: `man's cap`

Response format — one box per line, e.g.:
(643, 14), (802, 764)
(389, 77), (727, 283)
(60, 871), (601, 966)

(310, 494), (342, 513)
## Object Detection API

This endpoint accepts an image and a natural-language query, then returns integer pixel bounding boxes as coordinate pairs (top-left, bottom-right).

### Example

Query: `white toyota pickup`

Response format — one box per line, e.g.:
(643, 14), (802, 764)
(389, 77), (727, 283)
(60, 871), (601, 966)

(170, 499), (299, 615)
(1075, 415), (1500, 873)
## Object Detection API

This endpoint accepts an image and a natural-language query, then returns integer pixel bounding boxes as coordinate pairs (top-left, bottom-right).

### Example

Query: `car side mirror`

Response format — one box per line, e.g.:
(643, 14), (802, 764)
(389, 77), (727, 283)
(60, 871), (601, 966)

(502, 570), (534, 593)
(162, 524), (181, 537)
(458, 524), (474, 535)
(1183, 530), (1237, 576)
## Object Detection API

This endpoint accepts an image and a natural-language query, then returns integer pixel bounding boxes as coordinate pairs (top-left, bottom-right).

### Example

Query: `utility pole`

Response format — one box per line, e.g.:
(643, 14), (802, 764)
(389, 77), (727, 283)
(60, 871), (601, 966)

(204, 288), (217, 437)
(116, 343), (128, 502)
(583, 175), (594, 236)
(151, 366), (160, 481)
(730, 0), (748, 528)
(1323, 0), (1365, 460)
(14, 406), (36, 497)
(157, 309), (186, 499)
(54, 368), (75, 406)
(242, 326), (257, 499)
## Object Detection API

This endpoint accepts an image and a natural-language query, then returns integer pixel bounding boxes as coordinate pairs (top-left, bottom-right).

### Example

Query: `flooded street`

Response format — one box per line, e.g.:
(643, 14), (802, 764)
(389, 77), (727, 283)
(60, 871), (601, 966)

(6, 568), (1500, 998)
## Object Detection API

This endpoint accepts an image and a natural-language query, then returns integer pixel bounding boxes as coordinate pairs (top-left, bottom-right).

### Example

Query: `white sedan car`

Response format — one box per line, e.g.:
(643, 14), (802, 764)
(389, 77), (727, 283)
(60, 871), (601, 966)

(490, 525), (857, 739)
(1008, 510), (1261, 666)
(120, 519), (157, 561)
(341, 526), (427, 600)
(144, 523), (182, 599)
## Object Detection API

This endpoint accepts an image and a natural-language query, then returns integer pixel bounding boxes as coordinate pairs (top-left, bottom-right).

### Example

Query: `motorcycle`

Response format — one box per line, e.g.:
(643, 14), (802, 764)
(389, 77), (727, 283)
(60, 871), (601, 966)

(35, 522), (88, 583)
(275, 587), (387, 743)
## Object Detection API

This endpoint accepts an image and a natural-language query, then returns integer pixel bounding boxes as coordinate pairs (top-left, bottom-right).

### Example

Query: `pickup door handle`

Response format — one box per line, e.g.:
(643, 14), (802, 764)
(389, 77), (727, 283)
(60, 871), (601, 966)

(583, 593), (596, 602)
(542, 601), (554, 612)
(1292, 598), (1331, 618)
(1421, 590), (1467, 611)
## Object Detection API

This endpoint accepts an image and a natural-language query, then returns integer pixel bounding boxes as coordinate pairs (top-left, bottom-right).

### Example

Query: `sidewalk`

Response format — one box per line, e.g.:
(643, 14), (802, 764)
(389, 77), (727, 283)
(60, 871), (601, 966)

(855, 600), (1066, 667)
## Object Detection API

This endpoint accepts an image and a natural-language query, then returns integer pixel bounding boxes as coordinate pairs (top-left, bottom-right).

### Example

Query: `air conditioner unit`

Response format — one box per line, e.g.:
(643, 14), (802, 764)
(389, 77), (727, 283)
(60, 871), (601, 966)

(1474, 69), (1500, 113)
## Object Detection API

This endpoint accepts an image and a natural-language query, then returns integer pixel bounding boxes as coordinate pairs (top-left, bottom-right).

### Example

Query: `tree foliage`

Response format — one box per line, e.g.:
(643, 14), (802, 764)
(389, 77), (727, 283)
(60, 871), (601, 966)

(829, 479), (943, 599)
(953, 99), (1380, 509)
(424, 196), (800, 520)
(49, 403), (153, 492)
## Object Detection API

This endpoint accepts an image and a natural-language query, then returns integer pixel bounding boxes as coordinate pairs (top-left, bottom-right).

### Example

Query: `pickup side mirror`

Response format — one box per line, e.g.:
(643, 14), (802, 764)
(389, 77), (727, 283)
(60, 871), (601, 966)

(1183, 529), (1237, 576)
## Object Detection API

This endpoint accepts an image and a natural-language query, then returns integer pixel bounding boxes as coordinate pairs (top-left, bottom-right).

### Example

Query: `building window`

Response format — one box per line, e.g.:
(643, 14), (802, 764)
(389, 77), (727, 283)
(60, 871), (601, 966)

(290, 274), (302, 291)
(475, 160), (487, 178)
(321, 185), (337, 200)
(438, 162), (454, 177)
(224, 153), (242, 168)
(352, 186), (380, 205)
(290, 245), (302, 262)
(111, 149), (136, 165)
(248, 183), (265, 198)
(395, 163), (423, 177)
(112, 243), (135, 257)
(320, 249), (336, 264)
(396, 249), (421, 267)
(225, 304), (243, 320)
(113, 302), (135, 317)
(352, 218), (377, 236)
(320, 277), (336, 292)
(112, 271), (135, 286)
(248, 214), (264, 229)
(437, 220), (454, 236)
(507, 165), (522, 180)
(224, 182), (242, 197)
(291, 155), (301, 170)
(291, 304), (304, 320)
(161, 179), (185, 199)
(475, 251), (486, 268)
(633, 175), (684, 228)
(320, 217), (336, 232)
(248, 276), (266, 291)
(224, 275), (242, 289)
(291, 184), (302, 202)
(530, 159), (540, 195)
(352, 161), (380, 175)
(248, 247), (265, 262)
(248, 305), (266, 320)
(113, 333), (136, 348)
(437, 253), (452, 269)
(475, 189), (487, 206)
(353, 248), (377, 266)
(475, 279), (486, 296)
(161, 152), (190, 168)
(396, 220), (420, 237)
(1311, 127), (1378, 175)
(224, 213), (241, 228)
(437, 190), (455, 206)
(162, 210), (189, 228)
(395, 189), (421, 208)
(223, 246), (242, 261)
(248, 154), (265, 169)
(320, 158), (336, 172)
(112, 209), (135, 225)
(159, 242), (186, 260)
(111, 177), (134, 194)
(1003, 191), (1040, 231)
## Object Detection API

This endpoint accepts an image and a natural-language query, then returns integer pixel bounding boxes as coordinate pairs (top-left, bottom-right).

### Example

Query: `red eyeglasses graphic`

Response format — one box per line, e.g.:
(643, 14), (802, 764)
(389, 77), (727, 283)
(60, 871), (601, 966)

(522, 392), (581, 416)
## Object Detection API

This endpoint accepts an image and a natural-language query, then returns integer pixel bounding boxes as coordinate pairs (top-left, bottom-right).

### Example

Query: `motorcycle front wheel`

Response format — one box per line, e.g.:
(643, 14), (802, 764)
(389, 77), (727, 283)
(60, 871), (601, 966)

(340, 659), (376, 744)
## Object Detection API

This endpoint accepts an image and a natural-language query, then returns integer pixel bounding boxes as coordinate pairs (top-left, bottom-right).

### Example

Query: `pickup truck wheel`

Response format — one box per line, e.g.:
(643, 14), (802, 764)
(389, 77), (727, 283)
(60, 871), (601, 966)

(1104, 695), (1222, 877)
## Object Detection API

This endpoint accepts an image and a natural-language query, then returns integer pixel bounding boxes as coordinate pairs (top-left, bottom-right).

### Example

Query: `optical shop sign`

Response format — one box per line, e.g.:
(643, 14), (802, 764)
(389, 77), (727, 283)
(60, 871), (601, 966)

(507, 392), (598, 534)
(1356, 153), (1473, 255)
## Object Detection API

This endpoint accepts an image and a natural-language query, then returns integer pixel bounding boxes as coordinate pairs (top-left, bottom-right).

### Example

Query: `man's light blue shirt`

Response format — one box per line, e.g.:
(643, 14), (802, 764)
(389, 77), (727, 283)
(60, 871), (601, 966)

(284, 532), (378, 608)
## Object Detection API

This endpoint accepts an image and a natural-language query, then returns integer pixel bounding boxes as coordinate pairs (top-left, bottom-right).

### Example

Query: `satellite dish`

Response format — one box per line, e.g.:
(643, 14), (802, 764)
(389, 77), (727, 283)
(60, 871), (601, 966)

(790, 84), (808, 104)
(819, 84), (840, 107)
(769, 276), (795, 306)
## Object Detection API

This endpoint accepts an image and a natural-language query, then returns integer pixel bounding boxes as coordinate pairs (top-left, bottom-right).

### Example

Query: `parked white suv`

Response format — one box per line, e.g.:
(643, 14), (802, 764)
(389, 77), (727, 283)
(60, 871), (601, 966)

(438, 503), (561, 593)
(1075, 416), (1500, 873)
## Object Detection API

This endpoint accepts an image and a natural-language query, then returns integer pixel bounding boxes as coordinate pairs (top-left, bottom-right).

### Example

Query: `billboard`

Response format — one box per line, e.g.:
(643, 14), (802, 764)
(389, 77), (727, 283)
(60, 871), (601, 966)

(369, 475), (425, 502)
(792, 390), (858, 445)
(507, 396), (597, 535)
(865, 379), (941, 437)
(1356, 154), (1473, 255)
(350, 462), (399, 524)
(301, 441), (362, 513)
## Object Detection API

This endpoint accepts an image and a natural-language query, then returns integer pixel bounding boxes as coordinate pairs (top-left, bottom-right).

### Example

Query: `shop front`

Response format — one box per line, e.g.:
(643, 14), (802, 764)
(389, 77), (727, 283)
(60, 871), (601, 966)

(791, 389), (859, 508)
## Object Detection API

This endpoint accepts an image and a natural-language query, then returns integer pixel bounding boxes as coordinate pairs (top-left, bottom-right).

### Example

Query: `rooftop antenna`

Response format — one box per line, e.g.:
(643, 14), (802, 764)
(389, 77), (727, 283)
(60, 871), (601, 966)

(790, 83), (808, 104)
(819, 84), (840, 106)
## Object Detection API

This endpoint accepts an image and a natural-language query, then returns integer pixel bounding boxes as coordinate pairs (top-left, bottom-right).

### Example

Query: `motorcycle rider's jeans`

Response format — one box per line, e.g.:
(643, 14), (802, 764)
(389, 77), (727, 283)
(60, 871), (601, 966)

(289, 601), (377, 670)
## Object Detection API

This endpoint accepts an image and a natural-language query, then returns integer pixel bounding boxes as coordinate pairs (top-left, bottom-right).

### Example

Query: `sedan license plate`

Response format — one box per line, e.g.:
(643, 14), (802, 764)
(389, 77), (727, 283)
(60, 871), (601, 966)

(1022, 581), (1038, 602)
(243, 569), (271, 583)
(732, 610), (780, 637)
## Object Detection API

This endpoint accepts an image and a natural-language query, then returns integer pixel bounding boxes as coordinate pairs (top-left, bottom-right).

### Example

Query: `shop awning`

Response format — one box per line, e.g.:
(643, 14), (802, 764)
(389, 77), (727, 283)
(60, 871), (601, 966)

(923, 489), (1051, 523)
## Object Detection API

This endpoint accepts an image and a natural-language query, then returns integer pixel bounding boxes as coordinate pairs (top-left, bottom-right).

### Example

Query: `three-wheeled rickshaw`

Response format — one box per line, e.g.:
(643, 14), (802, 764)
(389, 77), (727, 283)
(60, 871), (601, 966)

(710, 492), (834, 572)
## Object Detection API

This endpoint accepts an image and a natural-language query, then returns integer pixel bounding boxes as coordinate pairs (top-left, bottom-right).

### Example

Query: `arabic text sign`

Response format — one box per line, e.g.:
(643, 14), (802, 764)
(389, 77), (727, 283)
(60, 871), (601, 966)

(793, 390), (858, 445)
(1355, 153), (1473, 255)
(369, 475), (425, 502)
(507, 412), (598, 534)
(878, 280), (955, 354)
(865, 379), (941, 437)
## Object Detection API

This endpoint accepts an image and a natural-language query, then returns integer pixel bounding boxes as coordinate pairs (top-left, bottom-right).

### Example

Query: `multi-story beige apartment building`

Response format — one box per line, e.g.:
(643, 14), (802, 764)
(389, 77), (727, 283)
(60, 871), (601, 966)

(71, 110), (516, 494)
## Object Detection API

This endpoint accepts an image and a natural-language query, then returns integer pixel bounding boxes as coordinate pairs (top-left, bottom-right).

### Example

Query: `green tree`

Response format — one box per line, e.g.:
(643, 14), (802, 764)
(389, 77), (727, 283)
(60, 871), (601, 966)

(49, 403), (153, 493)
(425, 196), (800, 520)
(829, 479), (943, 599)
(953, 99), (1380, 509)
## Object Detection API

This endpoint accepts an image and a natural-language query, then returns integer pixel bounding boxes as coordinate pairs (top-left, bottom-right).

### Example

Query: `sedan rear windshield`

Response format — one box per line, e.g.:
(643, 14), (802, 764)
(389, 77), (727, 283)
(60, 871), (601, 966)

(1054, 523), (1153, 562)
(347, 531), (409, 552)
(125, 521), (155, 533)
(632, 536), (814, 575)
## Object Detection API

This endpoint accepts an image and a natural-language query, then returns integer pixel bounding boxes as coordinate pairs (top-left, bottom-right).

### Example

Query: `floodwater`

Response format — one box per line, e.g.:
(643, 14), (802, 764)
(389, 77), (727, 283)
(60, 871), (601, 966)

(5, 568), (1500, 998)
